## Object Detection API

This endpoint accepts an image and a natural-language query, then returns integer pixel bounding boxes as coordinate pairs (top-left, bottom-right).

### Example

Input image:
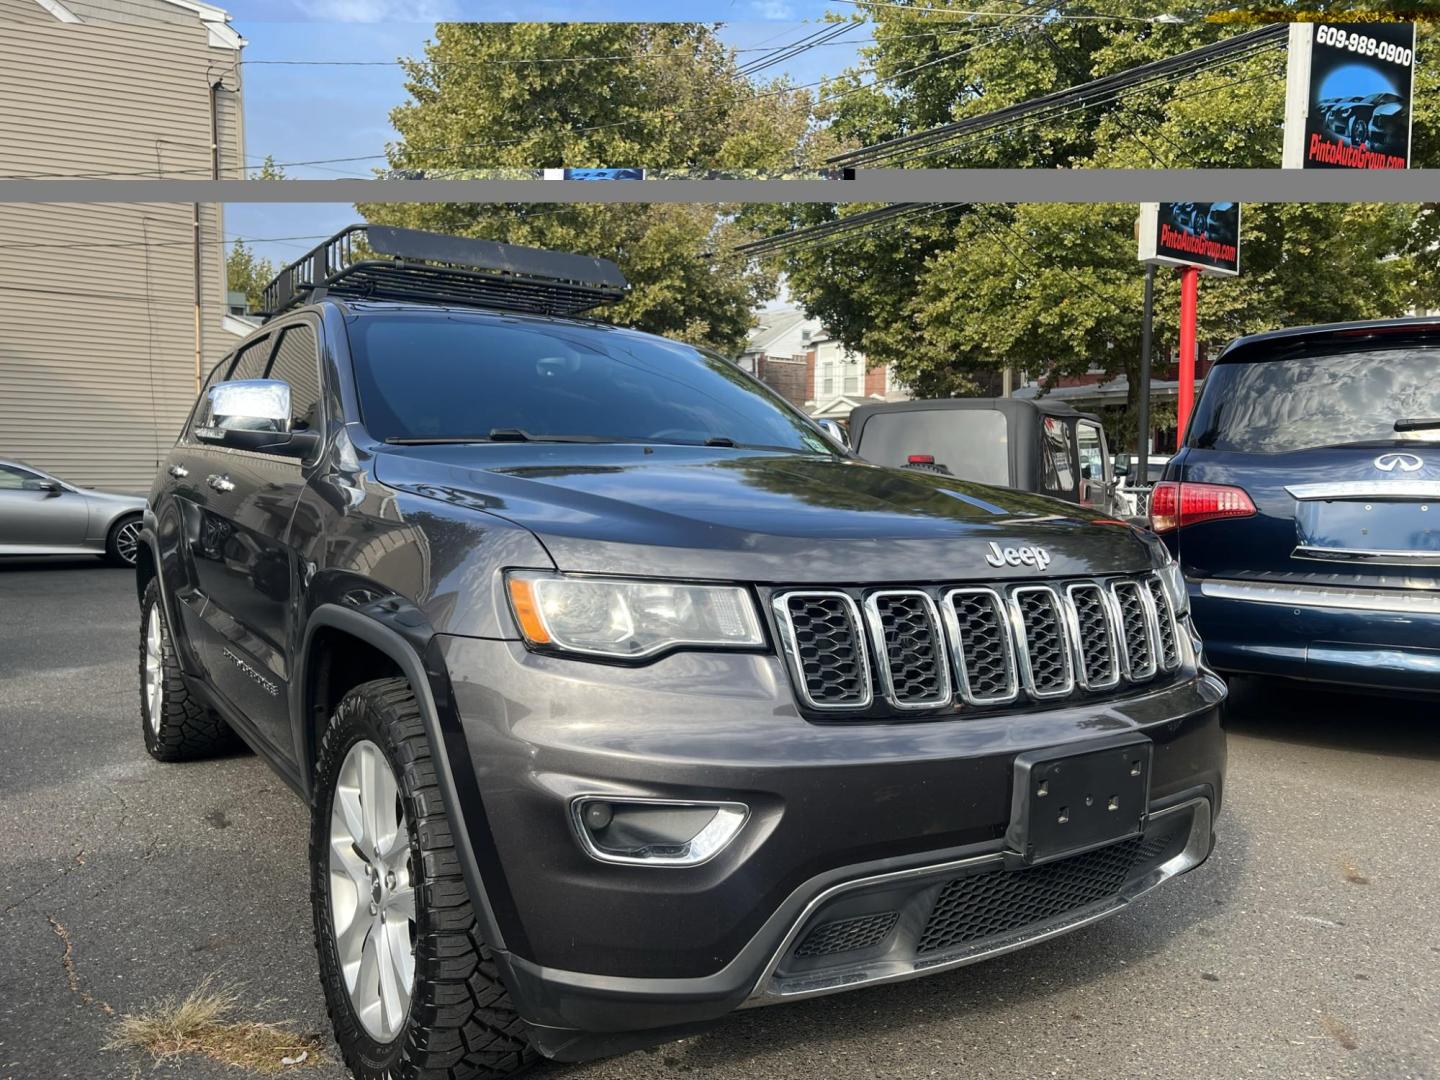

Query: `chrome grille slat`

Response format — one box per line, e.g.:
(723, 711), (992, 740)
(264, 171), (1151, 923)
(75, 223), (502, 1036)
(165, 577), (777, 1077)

(773, 592), (873, 710)
(864, 590), (952, 709)
(1065, 583), (1121, 690)
(941, 587), (1019, 705)
(774, 574), (1178, 712)
(1111, 580), (1158, 681)
(1144, 576), (1181, 671)
(1009, 586), (1075, 698)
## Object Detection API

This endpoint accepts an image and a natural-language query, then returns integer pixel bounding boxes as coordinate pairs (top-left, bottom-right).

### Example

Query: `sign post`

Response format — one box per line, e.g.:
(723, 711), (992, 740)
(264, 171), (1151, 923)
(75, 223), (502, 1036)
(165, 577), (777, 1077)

(1137, 202), (1240, 451)
(1283, 21), (1415, 170)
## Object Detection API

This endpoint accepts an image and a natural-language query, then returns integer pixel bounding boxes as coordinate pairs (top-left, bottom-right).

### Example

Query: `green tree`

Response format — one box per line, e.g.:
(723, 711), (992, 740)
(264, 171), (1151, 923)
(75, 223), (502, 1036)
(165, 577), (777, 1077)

(225, 238), (274, 313)
(361, 23), (835, 354)
(774, 4), (1439, 447)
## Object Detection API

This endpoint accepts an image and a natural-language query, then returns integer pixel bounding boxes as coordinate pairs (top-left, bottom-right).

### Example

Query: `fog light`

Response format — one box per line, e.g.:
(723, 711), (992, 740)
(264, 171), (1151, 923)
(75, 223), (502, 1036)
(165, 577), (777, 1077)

(571, 798), (748, 867)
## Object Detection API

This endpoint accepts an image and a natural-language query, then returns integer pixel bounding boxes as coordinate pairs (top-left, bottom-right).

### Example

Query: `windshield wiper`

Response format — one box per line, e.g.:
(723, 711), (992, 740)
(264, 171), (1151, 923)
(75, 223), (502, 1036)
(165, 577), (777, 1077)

(1395, 417), (1440, 432)
(386, 430), (613, 445)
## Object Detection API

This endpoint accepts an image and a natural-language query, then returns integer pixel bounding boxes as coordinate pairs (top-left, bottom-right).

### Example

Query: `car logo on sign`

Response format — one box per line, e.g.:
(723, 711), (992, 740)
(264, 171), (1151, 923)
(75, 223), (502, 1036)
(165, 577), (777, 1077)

(1375, 452), (1424, 473)
(985, 541), (1052, 571)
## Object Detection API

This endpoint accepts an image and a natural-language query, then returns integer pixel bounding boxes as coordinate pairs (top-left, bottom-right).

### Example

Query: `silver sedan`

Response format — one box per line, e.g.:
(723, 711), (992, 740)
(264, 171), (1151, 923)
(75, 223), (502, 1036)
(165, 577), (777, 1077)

(0, 458), (147, 566)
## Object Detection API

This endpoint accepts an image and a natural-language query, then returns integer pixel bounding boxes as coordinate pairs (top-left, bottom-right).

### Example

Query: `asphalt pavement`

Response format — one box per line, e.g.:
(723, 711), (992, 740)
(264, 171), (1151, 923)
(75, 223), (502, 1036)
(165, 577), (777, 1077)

(1, 560), (1437, 1080)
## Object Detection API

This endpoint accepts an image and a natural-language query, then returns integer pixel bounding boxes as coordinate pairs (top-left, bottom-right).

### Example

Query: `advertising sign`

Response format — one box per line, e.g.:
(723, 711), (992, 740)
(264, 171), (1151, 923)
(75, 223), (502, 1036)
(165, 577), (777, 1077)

(542, 168), (646, 180)
(1283, 22), (1415, 169)
(1137, 202), (1240, 277)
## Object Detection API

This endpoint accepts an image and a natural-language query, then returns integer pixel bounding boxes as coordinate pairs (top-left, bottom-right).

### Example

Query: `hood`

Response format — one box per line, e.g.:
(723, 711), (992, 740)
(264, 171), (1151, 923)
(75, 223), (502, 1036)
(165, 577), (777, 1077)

(375, 444), (1157, 583)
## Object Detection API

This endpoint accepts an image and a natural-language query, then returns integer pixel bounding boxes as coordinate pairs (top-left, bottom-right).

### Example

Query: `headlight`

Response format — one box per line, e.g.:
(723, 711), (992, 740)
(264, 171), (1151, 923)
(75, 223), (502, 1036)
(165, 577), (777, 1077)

(1157, 558), (1189, 617)
(506, 572), (764, 659)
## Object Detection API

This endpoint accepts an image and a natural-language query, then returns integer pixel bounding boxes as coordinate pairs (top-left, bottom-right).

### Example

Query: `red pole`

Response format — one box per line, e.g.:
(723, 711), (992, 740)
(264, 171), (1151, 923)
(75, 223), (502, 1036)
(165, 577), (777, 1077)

(1176, 266), (1200, 451)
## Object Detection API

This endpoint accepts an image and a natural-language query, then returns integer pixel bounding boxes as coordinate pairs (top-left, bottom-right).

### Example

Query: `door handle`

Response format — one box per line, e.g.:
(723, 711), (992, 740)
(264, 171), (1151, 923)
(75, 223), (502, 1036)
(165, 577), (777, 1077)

(168, 464), (188, 479)
(206, 473), (234, 493)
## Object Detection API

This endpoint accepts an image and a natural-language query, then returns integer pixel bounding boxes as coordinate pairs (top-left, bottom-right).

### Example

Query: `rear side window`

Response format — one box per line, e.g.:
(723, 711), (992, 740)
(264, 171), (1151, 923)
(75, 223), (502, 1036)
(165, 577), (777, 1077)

(855, 410), (1009, 485)
(266, 324), (322, 431)
(1192, 346), (1440, 453)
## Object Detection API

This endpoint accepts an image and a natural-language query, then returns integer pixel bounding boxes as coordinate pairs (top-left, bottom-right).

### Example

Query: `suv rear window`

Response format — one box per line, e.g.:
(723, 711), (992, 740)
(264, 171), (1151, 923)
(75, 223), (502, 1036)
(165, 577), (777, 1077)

(346, 313), (836, 455)
(1191, 346), (1440, 454)
(854, 410), (1009, 485)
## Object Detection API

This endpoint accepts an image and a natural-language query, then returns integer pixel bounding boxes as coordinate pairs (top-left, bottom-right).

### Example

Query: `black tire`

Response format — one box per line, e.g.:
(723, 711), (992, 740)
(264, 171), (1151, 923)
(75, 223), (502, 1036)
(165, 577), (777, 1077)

(138, 578), (237, 761)
(310, 678), (536, 1080)
(106, 513), (143, 567)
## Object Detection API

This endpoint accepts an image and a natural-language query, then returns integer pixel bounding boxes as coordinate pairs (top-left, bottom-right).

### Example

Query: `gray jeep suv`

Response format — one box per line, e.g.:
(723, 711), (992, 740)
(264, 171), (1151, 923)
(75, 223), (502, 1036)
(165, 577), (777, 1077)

(135, 226), (1226, 1080)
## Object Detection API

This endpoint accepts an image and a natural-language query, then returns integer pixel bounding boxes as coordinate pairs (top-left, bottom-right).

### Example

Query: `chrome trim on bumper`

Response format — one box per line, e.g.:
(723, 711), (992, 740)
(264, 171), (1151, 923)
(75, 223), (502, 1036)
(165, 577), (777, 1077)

(1199, 579), (1440, 615)
(1286, 480), (1440, 501)
(1292, 543), (1440, 567)
(742, 796), (1211, 1007)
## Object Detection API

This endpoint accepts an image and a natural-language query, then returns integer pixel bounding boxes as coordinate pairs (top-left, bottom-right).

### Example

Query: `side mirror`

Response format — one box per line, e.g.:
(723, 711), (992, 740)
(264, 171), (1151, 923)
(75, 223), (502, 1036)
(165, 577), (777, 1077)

(196, 380), (319, 458)
(816, 419), (851, 450)
(1113, 454), (1131, 478)
(23, 478), (61, 496)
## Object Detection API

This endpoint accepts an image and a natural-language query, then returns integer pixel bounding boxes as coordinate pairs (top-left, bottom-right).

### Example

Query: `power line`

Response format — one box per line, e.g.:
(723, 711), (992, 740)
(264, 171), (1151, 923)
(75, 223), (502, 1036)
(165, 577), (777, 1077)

(829, 22), (1286, 167)
(2, 12), (1035, 180)
(0, 234), (334, 251)
(825, 0), (1172, 24)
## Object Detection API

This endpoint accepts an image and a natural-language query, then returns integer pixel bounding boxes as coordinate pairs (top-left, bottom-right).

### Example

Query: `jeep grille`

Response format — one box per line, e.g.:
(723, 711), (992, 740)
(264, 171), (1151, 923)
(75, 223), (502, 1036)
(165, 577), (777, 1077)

(774, 573), (1180, 714)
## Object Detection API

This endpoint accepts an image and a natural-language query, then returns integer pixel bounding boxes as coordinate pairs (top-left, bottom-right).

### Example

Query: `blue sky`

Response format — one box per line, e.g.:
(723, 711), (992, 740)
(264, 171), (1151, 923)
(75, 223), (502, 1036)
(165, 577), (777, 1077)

(224, 8), (869, 269)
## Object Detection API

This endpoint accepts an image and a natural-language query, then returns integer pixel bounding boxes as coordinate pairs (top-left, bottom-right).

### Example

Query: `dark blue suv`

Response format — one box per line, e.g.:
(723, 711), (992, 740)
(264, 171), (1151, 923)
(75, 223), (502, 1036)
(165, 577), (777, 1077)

(1153, 317), (1440, 694)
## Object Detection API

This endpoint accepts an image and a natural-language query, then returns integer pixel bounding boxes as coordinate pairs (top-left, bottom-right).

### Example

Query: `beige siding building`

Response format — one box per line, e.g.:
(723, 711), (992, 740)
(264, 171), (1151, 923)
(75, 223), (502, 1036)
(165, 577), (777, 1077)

(0, 0), (246, 492)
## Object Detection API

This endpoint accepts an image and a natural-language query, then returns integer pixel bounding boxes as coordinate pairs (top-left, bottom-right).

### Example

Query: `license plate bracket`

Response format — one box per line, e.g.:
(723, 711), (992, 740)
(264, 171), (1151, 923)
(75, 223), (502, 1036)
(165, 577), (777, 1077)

(1005, 735), (1152, 866)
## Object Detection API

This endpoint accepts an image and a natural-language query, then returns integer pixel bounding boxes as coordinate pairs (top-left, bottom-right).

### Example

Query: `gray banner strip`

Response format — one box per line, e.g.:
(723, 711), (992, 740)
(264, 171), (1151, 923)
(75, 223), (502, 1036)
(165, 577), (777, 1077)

(1, 170), (1436, 203)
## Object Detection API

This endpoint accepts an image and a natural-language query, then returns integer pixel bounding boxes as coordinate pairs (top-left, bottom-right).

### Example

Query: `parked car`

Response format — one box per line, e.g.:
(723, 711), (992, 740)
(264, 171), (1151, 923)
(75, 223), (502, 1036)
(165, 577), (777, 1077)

(136, 226), (1225, 1079)
(849, 398), (1123, 516)
(1154, 316), (1440, 694)
(1319, 92), (1405, 151)
(1113, 453), (1172, 520)
(0, 457), (145, 565)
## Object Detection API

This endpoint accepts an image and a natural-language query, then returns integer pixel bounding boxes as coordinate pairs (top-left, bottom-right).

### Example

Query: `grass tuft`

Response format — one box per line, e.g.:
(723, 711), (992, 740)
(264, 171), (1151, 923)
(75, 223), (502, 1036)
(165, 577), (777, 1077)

(107, 977), (326, 1074)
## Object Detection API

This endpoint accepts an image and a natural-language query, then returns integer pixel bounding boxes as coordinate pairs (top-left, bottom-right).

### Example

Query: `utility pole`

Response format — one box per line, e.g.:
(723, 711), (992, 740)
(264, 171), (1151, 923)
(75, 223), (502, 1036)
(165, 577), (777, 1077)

(1137, 263), (1154, 483)
(1176, 265), (1200, 450)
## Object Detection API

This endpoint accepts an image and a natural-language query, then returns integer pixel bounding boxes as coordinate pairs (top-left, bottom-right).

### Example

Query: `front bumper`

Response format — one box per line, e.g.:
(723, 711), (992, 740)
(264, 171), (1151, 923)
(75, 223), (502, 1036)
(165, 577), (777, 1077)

(438, 636), (1226, 1056)
(1191, 578), (1440, 692)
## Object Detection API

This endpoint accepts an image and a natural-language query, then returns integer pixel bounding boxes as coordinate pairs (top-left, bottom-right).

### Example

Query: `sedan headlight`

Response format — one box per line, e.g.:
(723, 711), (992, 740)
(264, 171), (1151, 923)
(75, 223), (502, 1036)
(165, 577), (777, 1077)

(506, 572), (764, 659)
(1156, 557), (1189, 617)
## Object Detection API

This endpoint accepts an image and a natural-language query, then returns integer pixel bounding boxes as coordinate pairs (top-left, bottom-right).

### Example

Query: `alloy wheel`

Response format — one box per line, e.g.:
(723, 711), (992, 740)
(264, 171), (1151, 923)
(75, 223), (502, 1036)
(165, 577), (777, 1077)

(143, 606), (163, 734)
(115, 519), (142, 565)
(328, 740), (416, 1043)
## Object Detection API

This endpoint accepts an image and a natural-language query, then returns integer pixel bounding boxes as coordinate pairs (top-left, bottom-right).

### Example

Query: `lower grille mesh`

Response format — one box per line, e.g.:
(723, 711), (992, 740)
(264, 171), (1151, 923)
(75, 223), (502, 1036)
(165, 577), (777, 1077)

(794, 911), (899, 958)
(915, 838), (1142, 955)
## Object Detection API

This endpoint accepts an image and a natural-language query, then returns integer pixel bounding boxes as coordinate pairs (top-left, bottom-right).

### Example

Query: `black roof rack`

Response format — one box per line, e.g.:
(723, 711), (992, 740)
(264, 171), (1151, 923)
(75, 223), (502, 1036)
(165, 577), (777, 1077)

(259, 225), (629, 321)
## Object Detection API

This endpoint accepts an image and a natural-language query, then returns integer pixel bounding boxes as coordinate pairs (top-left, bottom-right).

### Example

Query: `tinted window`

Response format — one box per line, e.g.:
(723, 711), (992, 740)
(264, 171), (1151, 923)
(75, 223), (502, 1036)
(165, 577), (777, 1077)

(1193, 347), (1440, 453)
(266, 324), (322, 431)
(0, 463), (39, 489)
(229, 336), (273, 381)
(855, 410), (1009, 485)
(346, 314), (836, 454)
(1041, 416), (1075, 493)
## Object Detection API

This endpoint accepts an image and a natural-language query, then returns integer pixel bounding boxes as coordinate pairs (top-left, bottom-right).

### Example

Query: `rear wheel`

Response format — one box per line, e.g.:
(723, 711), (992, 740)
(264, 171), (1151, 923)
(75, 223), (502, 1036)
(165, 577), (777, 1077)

(138, 578), (236, 761)
(310, 678), (536, 1080)
(106, 514), (143, 567)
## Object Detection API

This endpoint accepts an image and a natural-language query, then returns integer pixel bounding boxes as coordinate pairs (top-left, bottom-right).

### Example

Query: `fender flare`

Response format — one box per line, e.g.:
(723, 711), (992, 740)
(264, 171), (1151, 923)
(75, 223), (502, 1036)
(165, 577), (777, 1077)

(297, 604), (519, 958)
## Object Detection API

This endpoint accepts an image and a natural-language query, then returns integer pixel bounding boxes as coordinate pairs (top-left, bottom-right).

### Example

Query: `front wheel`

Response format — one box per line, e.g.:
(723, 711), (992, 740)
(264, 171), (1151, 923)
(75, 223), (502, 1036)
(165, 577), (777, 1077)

(106, 514), (143, 567)
(310, 678), (536, 1080)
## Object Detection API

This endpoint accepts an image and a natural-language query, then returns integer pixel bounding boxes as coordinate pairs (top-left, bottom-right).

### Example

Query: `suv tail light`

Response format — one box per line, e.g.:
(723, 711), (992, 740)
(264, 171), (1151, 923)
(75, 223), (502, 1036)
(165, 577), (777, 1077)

(1149, 481), (1256, 533)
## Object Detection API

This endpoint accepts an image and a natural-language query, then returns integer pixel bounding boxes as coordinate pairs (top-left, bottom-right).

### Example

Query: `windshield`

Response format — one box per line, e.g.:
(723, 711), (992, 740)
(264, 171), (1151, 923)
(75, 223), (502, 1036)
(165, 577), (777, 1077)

(1191, 346), (1440, 453)
(855, 409), (1009, 485)
(346, 312), (837, 454)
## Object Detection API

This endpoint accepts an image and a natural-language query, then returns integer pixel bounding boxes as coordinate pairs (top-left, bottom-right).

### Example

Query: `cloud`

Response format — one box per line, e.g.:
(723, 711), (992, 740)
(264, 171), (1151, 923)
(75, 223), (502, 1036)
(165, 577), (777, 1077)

(750, 0), (795, 18)
(289, 0), (460, 21)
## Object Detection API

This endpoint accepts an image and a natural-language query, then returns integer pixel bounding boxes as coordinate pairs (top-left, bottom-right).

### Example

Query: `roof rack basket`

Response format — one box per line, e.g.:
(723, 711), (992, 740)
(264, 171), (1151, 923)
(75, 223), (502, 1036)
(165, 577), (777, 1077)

(259, 225), (629, 320)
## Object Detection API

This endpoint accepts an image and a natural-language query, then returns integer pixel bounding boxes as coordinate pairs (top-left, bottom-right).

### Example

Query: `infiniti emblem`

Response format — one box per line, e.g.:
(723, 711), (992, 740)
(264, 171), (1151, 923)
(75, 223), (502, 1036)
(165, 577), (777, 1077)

(1375, 452), (1424, 473)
